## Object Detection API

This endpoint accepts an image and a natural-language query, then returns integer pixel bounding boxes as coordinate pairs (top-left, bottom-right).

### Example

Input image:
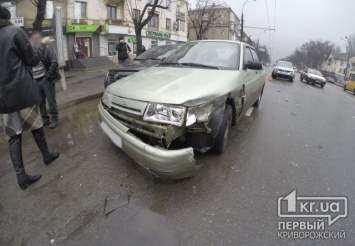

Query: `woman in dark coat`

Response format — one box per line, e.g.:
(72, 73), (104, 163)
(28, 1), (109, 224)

(0, 7), (59, 190)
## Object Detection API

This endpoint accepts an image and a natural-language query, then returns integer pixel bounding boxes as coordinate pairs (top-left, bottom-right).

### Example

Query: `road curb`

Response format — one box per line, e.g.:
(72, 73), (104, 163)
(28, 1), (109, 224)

(58, 92), (103, 110)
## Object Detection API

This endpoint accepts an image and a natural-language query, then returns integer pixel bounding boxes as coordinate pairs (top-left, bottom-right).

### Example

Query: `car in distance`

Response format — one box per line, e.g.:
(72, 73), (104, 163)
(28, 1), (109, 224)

(300, 68), (326, 88)
(104, 45), (180, 88)
(325, 76), (336, 84)
(344, 72), (355, 95)
(271, 61), (295, 82)
(98, 40), (265, 180)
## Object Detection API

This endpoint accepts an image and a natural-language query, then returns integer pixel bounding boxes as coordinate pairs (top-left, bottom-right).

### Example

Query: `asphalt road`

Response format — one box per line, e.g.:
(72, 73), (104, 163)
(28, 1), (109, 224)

(0, 71), (354, 246)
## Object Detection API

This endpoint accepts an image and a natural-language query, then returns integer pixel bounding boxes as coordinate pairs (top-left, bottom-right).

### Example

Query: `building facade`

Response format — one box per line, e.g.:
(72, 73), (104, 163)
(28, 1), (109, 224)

(1, 0), (188, 62)
(321, 52), (349, 75)
(188, 4), (240, 42)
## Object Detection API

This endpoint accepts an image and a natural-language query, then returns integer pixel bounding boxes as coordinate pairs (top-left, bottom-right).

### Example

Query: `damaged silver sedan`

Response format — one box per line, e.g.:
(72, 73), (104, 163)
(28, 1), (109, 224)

(98, 40), (265, 179)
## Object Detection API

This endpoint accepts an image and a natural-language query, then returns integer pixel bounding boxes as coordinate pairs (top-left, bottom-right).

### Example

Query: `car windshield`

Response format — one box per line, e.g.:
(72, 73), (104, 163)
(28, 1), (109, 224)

(349, 73), (355, 81)
(135, 46), (179, 60)
(308, 69), (322, 76)
(276, 61), (293, 68)
(162, 42), (240, 70)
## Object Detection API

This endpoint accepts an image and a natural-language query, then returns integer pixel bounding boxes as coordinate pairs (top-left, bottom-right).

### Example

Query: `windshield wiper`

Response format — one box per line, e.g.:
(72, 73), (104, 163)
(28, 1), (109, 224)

(159, 62), (183, 67)
(180, 63), (220, 70)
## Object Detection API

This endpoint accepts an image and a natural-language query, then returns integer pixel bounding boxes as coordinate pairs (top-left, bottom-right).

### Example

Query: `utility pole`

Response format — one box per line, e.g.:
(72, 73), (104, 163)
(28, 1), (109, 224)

(54, 7), (66, 91)
(240, 0), (256, 42)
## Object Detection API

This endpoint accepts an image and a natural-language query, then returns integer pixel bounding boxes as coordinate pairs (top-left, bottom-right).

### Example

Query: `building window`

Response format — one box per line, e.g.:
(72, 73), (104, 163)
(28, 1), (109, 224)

(74, 1), (87, 19)
(1, 1), (16, 17)
(177, 20), (185, 32)
(221, 30), (225, 36)
(166, 18), (171, 30)
(45, 0), (54, 19)
(107, 5), (117, 19)
(151, 40), (158, 48)
(148, 12), (159, 27)
(133, 9), (140, 21)
(166, 0), (171, 9)
(211, 30), (216, 36)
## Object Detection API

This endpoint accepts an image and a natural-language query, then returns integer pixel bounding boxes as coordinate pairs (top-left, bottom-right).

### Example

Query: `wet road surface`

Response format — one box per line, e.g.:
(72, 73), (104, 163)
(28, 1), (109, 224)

(0, 72), (354, 246)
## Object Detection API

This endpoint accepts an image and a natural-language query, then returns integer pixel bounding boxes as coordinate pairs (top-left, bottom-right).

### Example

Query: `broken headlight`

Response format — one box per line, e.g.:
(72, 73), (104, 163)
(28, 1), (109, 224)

(143, 103), (186, 127)
(102, 91), (113, 108)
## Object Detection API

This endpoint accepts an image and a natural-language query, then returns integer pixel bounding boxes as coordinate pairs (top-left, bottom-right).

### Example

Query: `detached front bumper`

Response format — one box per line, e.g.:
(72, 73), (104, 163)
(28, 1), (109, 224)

(98, 102), (199, 180)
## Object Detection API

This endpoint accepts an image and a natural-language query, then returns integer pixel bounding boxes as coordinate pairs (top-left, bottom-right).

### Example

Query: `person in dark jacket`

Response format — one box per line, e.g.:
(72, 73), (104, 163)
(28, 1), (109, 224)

(115, 37), (131, 64)
(0, 7), (59, 190)
(31, 31), (61, 129)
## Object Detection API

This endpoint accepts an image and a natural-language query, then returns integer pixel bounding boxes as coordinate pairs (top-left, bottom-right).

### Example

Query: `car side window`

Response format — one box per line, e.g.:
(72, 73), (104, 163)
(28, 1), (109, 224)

(250, 49), (260, 62)
(244, 47), (254, 64)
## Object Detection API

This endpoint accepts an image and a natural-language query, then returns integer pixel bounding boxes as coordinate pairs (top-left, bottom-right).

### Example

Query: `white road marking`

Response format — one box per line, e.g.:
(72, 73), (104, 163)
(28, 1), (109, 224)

(245, 107), (254, 117)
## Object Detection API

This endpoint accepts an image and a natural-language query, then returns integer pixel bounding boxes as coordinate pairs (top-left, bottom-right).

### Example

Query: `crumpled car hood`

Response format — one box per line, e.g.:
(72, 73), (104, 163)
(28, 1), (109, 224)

(106, 66), (239, 106)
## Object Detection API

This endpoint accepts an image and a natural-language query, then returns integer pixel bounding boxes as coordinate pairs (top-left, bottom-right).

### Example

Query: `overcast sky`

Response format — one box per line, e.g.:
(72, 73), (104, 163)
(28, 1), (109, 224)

(225, 0), (354, 61)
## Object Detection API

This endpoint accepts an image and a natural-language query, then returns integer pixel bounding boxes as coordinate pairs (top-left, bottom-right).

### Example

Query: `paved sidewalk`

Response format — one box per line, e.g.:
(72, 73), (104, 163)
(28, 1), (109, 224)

(0, 65), (115, 131)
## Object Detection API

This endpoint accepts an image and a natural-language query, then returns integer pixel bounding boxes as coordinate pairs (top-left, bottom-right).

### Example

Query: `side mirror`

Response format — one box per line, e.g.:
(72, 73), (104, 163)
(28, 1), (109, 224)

(245, 61), (263, 70)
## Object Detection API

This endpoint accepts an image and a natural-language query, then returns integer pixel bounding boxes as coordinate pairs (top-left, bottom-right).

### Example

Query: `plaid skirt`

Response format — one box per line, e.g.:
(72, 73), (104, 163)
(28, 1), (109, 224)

(0, 104), (43, 138)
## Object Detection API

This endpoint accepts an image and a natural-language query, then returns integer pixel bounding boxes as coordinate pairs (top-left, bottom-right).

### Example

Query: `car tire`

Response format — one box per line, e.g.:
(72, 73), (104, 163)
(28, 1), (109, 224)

(306, 78), (310, 84)
(300, 76), (303, 82)
(289, 78), (294, 82)
(211, 105), (232, 155)
(272, 73), (276, 79)
(344, 85), (347, 91)
(321, 84), (325, 88)
(353, 89), (355, 95)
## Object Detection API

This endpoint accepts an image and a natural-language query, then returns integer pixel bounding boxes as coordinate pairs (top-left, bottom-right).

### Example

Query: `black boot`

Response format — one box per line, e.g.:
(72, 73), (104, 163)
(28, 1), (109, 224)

(9, 134), (42, 190)
(31, 128), (59, 165)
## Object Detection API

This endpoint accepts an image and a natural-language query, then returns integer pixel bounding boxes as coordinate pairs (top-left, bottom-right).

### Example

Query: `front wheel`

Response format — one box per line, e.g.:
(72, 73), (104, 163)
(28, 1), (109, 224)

(321, 84), (325, 88)
(211, 105), (232, 155)
(306, 78), (310, 84)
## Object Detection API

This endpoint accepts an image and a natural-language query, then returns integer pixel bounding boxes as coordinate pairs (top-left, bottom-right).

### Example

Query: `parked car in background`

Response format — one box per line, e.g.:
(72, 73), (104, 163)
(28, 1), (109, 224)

(300, 68), (326, 88)
(99, 40), (265, 179)
(272, 61), (295, 81)
(325, 76), (336, 84)
(104, 45), (181, 88)
(344, 72), (355, 95)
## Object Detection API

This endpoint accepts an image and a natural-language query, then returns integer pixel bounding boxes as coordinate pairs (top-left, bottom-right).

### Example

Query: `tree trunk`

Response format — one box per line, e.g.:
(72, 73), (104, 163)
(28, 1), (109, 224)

(33, 0), (47, 32)
(136, 27), (143, 56)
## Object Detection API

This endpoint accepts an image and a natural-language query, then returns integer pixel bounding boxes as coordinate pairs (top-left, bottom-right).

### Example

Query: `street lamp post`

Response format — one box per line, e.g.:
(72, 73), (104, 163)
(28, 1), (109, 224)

(240, 0), (257, 42)
(341, 36), (350, 78)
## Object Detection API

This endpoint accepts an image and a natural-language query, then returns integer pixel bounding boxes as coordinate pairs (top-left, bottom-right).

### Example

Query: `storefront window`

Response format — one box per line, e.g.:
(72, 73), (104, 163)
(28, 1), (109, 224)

(108, 39), (117, 56)
(151, 40), (158, 48)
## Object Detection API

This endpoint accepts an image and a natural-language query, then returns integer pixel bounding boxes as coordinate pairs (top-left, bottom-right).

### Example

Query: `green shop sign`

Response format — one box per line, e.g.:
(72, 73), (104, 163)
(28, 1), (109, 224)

(66, 25), (101, 33)
(128, 38), (137, 43)
(145, 30), (171, 39)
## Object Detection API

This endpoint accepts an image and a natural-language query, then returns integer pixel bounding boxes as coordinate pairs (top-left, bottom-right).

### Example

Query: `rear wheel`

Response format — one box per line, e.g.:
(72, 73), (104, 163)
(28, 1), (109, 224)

(253, 89), (264, 107)
(211, 105), (232, 155)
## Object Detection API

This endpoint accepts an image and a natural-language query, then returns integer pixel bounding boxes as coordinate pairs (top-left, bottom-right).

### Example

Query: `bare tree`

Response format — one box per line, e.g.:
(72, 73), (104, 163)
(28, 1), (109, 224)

(345, 34), (355, 57)
(187, 0), (221, 40)
(29, 0), (47, 31)
(125, 0), (169, 55)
